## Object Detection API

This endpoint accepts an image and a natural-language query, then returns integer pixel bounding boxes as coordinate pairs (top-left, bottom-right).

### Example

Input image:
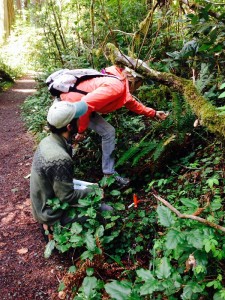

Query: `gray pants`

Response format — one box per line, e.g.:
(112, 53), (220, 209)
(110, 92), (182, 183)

(89, 113), (115, 175)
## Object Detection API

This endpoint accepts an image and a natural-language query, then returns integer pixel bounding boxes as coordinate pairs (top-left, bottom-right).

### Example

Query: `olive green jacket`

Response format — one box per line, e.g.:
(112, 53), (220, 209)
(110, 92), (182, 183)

(30, 133), (90, 225)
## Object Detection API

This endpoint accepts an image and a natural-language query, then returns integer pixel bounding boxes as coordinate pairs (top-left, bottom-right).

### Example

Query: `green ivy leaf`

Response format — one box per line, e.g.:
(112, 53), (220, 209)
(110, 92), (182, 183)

(44, 240), (55, 259)
(206, 177), (219, 188)
(213, 289), (225, 300)
(165, 229), (184, 249)
(181, 281), (204, 299)
(186, 230), (203, 249)
(71, 222), (83, 234)
(104, 280), (132, 300)
(180, 198), (199, 210)
(86, 207), (97, 218)
(218, 91), (225, 98)
(157, 205), (174, 227)
(82, 276), (98, 298)
(70, 235), (83, 244)
(80, 250), (94, 260)
(140, 279), (159, 295)
(156, 257), (171, 279)
(219, 83), (225, 90)
(114, 203), (125, 210)
(110, 190), (121, 196)
(136, 269), (154, 280)
(84, 231), (96, 251)
(95, 225), (104, 238)
(68, 265), (76, 273)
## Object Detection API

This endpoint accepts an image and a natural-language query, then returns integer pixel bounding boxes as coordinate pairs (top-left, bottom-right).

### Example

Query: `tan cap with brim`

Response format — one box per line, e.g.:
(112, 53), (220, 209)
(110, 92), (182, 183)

(47, 101), (88, 129)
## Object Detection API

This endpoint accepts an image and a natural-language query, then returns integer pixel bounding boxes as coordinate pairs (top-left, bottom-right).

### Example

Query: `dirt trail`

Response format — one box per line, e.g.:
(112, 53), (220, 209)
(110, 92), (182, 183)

(0, 75), (68, 300)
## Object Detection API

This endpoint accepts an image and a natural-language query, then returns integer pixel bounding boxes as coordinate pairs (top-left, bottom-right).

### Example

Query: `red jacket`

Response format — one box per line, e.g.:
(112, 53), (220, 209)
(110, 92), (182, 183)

(60, 65), (156, 133)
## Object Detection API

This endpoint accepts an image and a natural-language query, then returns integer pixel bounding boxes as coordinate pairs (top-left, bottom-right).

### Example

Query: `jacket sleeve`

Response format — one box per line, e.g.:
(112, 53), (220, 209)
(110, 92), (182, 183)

(124, 92), (156, 118)
(47, 158), (91, 205)
(53, 180), (92, 204)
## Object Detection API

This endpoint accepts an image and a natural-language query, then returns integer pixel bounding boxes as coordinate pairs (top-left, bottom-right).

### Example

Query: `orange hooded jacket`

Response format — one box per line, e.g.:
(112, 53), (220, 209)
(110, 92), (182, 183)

(60, 65), (156, 133)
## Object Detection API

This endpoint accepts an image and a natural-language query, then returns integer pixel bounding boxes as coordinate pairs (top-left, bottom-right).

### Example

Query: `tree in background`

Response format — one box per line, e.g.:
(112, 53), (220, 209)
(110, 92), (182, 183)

(0, 0), (15, 43)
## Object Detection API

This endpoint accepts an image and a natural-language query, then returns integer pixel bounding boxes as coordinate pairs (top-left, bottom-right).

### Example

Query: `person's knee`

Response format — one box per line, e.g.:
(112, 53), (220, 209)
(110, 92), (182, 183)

(102, 125), (115, 140)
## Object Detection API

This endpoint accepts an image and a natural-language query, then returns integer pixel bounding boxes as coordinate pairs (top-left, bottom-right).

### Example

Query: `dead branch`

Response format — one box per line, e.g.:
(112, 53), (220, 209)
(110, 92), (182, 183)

(152, 192), (225, 233)
(104, 43), (225, 139)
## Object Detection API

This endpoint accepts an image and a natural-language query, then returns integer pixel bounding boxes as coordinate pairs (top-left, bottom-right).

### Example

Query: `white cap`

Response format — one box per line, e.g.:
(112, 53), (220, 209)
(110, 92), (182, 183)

(47, 101), (88, 128)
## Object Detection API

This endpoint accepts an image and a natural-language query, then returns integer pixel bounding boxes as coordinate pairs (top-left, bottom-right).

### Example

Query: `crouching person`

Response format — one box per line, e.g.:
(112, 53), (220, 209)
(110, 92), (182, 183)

(30, 100), (93, 241)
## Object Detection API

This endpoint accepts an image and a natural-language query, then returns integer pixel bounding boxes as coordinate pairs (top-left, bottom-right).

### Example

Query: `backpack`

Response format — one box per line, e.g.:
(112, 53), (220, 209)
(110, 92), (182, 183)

(46, 68), (113, 97)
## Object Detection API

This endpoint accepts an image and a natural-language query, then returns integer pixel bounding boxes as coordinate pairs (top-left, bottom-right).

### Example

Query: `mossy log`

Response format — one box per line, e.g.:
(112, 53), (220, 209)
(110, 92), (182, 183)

(105, 43), (225, 138)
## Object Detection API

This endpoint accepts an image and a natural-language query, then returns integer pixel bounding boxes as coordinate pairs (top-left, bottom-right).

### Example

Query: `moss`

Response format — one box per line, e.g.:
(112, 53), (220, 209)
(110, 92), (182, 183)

(183, 81), (225, 137)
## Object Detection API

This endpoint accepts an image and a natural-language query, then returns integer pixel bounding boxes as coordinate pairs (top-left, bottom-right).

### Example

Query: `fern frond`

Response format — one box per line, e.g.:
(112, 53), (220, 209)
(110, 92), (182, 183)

(132, 141), (157, 166)
(153, 140), (166, 162)
(116, 142), (141, 167)
(195, 63), (213, 93)
(116, 131), (153, 167)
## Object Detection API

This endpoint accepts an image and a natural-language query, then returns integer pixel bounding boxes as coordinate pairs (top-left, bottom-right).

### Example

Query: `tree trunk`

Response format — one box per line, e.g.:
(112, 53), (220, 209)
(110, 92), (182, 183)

(0, 0), (15, 42)
(104, 43), (225, 138)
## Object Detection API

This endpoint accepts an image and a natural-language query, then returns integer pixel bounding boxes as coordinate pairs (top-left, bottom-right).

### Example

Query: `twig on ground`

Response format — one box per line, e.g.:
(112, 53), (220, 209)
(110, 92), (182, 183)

(152, 192), (225, 233)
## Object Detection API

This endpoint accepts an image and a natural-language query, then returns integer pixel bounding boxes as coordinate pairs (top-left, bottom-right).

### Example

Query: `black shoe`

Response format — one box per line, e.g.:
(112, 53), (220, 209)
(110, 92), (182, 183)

(114, 173), (130, 187)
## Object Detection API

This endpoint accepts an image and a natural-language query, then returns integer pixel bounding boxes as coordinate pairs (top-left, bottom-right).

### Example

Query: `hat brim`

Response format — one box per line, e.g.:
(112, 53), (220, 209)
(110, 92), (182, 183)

(73, 101), (88, 118)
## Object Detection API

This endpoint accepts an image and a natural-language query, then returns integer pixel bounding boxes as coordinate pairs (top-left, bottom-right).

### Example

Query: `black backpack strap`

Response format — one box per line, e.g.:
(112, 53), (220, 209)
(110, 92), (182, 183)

(69, 86), (88, 95)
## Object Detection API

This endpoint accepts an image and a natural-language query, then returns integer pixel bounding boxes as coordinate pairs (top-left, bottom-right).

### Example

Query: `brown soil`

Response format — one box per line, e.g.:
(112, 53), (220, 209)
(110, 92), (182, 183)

(0, 75), (70, 300)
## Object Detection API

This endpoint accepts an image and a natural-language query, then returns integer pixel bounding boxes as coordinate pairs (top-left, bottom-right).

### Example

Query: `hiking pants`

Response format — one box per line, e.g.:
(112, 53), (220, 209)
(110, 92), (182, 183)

(89, 112), (115, 175)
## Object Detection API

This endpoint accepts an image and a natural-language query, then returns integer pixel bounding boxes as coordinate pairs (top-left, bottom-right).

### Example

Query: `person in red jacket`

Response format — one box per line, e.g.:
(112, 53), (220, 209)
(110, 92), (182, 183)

(60, 65), (168, 186)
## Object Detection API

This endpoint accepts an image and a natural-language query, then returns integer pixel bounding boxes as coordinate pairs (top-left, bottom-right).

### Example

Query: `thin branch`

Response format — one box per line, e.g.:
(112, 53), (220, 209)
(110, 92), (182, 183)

(152, 192), (225, 233)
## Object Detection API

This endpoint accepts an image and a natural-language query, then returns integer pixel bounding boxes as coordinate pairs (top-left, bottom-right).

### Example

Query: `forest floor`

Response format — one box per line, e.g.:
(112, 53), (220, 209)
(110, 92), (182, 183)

(0, 75), (70, 300)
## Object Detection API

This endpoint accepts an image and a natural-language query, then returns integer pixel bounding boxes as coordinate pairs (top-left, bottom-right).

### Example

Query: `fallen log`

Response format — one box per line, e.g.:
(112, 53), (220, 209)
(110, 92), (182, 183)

(104, 43), (225, 138)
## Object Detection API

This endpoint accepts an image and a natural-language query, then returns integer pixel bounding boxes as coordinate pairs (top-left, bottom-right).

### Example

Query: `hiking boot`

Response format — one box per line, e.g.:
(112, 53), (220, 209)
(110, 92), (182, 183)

(114, 173), (130, 187)
(103, 172), (130, 188)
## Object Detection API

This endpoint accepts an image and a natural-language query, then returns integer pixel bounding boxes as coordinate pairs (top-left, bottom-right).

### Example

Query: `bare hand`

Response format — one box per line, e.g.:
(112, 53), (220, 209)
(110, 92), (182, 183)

(155, 111), (169, 120)
(75, 133), (86, 142)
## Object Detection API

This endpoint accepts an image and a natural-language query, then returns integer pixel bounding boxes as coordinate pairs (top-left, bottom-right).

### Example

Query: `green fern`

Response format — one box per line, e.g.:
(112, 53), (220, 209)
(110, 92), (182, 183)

(132, 141), (157, 166)
(195, 63), (213, 93)
(116, 131), (153, 167)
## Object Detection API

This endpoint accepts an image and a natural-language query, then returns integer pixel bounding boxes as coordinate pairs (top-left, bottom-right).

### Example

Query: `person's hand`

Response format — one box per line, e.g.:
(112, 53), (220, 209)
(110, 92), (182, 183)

(155, 111), (169, 120)
(75, 132), (86, 142)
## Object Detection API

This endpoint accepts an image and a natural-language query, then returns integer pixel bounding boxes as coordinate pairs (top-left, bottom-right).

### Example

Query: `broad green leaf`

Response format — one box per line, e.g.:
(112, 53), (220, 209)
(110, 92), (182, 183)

(105, 280), (131, 300)
(84, 231), (96, 251)
(157, 205), (174, 227)
(181, 282), (204, 299)
(136, 268), (154, 281)
(58, 282), (65, 291)
(156, 257), (171, 279)
(61, 202), (69, 210)
(78, 199), (92, 206)
(68, 265), (76, 273)
(165, 229), (184, 249)
(110, 190), (121, 196)
(80, 250), (94, 260)
(180, 198), (198, 210)
(95, 225), (104, 238)
(214, 289), (225, 300)
(219, 91), (225, 99)
(206, 177), (219, 188)
(86, 207), (96, 218)
(44, 240), (55, 258)
(219, 83), (225, 90)
(82, 276), (98, 298)
(70, 235), (83, 244)
(140, 279), (159, 295)
(211, 199), (222, 211)
(86, 268), (94, 276)
(71, 222), (83, 234)
(114, 203), (125, 210)
(56, 243), (71, 253)
(186, 230), (203, 249)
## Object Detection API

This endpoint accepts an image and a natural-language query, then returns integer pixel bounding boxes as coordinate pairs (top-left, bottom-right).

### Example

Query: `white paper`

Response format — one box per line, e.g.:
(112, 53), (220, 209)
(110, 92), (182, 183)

(73, 179), (97, 190)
